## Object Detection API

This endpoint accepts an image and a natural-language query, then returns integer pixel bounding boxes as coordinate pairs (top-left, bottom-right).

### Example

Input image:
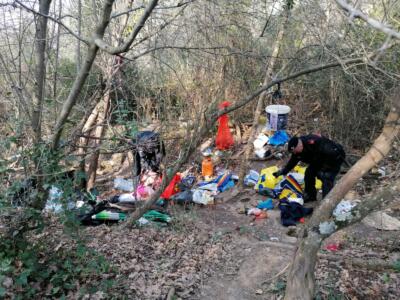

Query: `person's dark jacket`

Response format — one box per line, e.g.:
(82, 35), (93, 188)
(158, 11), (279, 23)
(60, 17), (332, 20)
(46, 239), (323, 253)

(281, 134), (345, 175)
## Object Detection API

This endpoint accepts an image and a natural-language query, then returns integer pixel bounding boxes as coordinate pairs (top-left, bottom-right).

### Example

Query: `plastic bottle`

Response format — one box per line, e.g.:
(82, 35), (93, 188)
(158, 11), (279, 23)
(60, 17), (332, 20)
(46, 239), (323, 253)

(201, 156), (213, 177)
(91, 211), (126, 221)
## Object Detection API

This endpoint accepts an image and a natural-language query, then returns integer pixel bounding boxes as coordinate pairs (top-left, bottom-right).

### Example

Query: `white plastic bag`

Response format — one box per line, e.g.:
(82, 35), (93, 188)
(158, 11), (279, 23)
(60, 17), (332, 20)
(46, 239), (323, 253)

(113, 178), (134, 192)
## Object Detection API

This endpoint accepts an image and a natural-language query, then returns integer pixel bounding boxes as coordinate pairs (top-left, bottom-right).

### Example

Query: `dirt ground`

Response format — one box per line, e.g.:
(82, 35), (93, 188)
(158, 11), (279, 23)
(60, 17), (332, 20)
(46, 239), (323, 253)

(82, 181), (400, 300)
(84, 146), (400, 299)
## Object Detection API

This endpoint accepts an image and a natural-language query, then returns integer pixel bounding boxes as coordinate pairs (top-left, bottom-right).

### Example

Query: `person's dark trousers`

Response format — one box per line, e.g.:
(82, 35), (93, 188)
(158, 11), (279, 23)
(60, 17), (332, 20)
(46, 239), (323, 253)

(304, 166), (318, 201)
(317, 170), (339, 197)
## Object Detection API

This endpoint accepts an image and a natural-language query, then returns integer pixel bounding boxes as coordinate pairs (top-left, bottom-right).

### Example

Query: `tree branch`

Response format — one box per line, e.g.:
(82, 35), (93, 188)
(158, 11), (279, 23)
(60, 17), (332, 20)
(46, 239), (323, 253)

(335, 0), (400, 40)
(219, 57), (366, 118)
(94, 0), (159, 54)
(14, 0), (89, 45)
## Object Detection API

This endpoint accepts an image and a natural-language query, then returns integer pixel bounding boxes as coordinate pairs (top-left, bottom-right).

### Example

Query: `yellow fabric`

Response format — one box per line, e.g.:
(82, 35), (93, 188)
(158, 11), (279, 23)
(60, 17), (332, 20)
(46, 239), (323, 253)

(279, 188), (297, 199)
(256, 166), (283, 189)
(293, 166), (322, 189)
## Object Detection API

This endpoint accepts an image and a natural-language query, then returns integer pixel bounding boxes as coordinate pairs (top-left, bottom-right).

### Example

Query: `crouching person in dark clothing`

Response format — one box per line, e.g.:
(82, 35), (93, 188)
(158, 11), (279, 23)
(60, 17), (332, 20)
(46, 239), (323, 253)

(273, 134), (345, 202)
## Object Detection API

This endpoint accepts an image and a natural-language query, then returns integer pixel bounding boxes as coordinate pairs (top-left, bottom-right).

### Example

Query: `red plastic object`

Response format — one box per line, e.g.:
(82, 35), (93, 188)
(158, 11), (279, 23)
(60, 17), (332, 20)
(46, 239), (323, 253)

(216, 101), (234, 150)
(299, 217), (305, 223)
(325, 243), (340, 252)
(160, 174), (181, 199)
(255, 211), (268, 220)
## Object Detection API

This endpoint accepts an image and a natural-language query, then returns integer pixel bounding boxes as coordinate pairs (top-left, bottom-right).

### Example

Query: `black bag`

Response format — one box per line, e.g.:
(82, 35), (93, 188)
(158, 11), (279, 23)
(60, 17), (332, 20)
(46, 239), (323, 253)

(132, 131), (165, 176)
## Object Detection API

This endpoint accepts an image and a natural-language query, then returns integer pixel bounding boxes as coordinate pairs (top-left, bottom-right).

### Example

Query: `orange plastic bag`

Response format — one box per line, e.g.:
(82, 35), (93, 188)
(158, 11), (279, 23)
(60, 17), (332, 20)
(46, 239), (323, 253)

(216, 101), (234, 150)
(160, 174), (181, 199)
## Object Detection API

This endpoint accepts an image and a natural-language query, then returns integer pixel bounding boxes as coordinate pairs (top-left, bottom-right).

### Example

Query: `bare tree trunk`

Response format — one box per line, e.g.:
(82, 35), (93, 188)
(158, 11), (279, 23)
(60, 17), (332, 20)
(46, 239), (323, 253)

(50, 0), (115, 150)
(51, 0), (159, 149)
(77, 0), (82, 72)
(30, 0), (52, 210)
(53, 0), (62, 121)
(32, 0), (52, 143)
(284, 93), (400, 300)
(86, 88), (111, 190)
(77, 100), (102, 188)
(239, 8), (290, 185)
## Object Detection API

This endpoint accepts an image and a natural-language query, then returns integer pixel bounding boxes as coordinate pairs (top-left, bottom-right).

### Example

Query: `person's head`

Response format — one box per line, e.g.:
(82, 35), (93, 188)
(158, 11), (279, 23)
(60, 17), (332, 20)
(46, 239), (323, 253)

(287, 137), (303, 154)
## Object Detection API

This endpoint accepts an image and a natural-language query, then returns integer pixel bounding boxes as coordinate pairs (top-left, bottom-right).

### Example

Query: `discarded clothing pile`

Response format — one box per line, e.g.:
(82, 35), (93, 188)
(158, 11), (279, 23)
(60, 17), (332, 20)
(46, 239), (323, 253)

(244, 165), (320, 226)
(171, 171), (236, 205)
(278, 199), (313, 226)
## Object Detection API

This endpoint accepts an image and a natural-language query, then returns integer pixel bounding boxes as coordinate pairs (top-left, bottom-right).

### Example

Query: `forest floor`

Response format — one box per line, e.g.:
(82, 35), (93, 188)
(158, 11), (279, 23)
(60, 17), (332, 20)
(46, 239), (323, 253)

(76, 154), (400, 300)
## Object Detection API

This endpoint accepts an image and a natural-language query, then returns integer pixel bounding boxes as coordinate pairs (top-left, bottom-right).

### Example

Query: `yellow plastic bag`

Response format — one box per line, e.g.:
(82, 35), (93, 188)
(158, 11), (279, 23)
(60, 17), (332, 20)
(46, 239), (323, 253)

(293, 166), (322, 189)
(256, 166), (283, 190)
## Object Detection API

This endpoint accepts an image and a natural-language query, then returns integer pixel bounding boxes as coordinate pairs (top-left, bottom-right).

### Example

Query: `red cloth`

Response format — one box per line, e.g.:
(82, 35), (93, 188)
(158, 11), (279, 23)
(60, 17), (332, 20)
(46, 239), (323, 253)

(160, 174), (181, 199)
(216, 101), (234, 150)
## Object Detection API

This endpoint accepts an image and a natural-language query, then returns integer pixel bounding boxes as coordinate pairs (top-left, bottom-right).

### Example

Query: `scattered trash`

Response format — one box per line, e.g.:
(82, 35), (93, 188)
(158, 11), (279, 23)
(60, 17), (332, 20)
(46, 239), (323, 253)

(247, 208), (262, 216)
(287, 171), (304, 185)
(171, 190), (193, 204)
(244, 170), (259, 187)
(117, 193), (136, 203)
(268, 130), (290, 146)
(370, 167), (386, 177)
(197, 183), (218, 192)
(333, 200), (357, 221)
(201, 155), (214, 177)
(198, 171), (234, 192)
(142, 210), (172, 223)
(255, 211), (268, 219)
(287, 197), (304, 206)
(113, 178), (134, 192)
(138, 217), (150, 225)
(193, 190), (215, 205)
(265, 104), (291, 131)
(277, 174), (303, 198)
(270, 237), (279, 242)
(325, 243), (340, 252)
(132, 131), (165, 177)
(44, 186), (75, 213)
(160, 174), (181, 199)
(257, 199), (274, 210)
(216, 101), (234, 150)
(279, 199), (313, 226)
(319, 221), (337, 235)
(91, 210), (126, 221)
(179, 175), (196, 190)
(257, 187), (277, 198)
(255, 148), (272, 159)
(253, 133), (270, 158)
(378, 167), (386, 177)
(256, 166), (283, 190)
(201, 147), (213, 157)
(362, 211), (400, 231)
(136, 184), (155, 200)
(141, 170), (161, 187)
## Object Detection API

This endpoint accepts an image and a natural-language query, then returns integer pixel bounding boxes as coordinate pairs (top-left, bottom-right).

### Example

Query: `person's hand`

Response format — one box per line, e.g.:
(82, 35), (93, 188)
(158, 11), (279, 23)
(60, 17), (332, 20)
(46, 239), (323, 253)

(273, 170), (282, 177)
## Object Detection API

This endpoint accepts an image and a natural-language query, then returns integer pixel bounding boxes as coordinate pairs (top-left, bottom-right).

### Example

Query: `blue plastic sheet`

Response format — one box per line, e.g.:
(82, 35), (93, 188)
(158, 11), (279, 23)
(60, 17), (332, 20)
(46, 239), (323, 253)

(257, 198), (274, 210)
(269, 130), (290, 146)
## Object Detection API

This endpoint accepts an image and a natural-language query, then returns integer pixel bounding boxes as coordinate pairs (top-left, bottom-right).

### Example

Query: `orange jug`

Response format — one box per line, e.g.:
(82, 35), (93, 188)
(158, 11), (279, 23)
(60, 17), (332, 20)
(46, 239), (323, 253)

(201, 157), (213, 177)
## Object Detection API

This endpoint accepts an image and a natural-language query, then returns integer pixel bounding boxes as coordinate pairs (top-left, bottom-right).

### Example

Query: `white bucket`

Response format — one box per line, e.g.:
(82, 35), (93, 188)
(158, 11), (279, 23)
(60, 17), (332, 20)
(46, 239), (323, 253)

(265, 105), (291, 131)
